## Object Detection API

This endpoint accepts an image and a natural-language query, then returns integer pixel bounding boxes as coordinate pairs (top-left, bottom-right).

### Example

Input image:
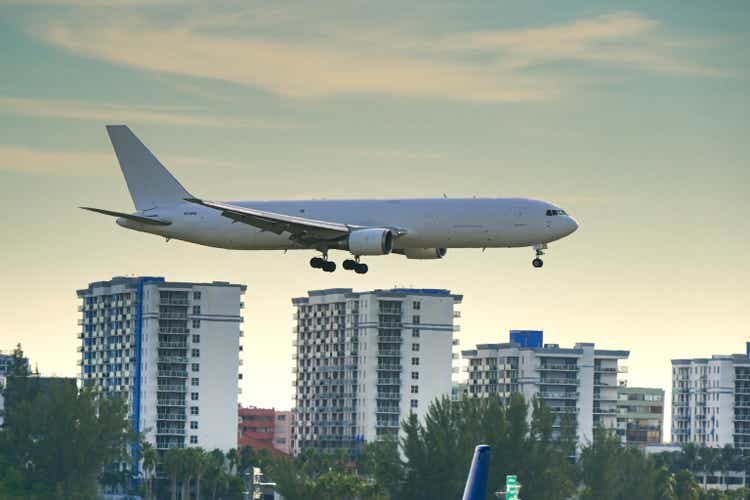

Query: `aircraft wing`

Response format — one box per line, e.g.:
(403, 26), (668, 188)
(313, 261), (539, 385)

(185, 198), (352, 244)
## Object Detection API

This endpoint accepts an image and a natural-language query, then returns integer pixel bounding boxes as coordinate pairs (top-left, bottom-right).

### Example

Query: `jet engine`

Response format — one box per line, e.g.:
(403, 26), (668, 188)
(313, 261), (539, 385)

(402, 248), (447, 259)
(348, 228), (394, 255)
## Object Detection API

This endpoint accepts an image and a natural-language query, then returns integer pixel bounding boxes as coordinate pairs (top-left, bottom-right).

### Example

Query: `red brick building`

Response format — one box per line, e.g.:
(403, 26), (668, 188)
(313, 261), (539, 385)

(238, 406), (292, 455)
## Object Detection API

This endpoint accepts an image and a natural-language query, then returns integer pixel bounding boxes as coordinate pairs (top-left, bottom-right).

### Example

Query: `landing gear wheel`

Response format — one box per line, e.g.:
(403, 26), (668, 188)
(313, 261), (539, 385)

(532, 258), (544, 268)
(322, 261), (337, 273)
(310, 257), (324, 269)
(354, 263), (369, 274)
(343, 259), (356, 270)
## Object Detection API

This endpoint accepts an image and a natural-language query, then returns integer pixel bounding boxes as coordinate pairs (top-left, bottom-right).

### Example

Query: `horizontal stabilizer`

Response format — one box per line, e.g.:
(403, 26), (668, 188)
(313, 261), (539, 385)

(80, 207), (171, 226)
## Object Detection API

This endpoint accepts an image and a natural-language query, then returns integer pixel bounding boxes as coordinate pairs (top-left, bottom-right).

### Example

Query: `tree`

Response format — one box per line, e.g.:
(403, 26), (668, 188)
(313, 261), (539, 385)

(359, 438), (403, 499)
(162, 448), (184, 500)
(140, 440), (158, 500)
(0, 375), (133, 499)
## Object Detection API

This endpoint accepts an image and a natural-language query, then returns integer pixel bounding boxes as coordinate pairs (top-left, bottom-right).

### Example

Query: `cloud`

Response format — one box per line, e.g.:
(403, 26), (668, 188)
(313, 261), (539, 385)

(37, 22), (549, 102)
(0, 145), (244, 176)
(0, 146), (115, 176)
(30, 10), (724, 103)
(0, 96), (296, 129)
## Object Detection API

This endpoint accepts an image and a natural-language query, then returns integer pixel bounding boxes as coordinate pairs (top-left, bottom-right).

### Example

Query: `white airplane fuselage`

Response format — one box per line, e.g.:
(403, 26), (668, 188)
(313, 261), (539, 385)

(118, 197), (579, 251)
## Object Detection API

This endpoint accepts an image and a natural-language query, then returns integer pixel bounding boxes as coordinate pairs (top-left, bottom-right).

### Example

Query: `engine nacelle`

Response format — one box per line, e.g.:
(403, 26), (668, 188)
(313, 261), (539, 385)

(348, 228), (393, 256)
(402, 248), (447, 260)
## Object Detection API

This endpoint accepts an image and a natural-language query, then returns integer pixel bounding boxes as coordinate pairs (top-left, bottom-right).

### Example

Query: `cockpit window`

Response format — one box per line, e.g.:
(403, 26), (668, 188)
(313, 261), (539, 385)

(545, 209), (567, 216)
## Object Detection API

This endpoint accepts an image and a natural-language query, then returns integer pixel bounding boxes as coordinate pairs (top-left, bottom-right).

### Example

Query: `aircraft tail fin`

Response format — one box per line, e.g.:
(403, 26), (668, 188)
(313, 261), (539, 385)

(106, 125), (192, 210)
(462, 445), (490, 500)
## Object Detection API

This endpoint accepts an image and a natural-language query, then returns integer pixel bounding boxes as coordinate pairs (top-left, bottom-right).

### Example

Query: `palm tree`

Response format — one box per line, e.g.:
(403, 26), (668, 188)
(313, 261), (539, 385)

(188, 447), (208, 500)
(205, 449), (226, 500)
(226, 448), (238, 475)
(163, 448), (184, 500)
(140, 440), (159, 500)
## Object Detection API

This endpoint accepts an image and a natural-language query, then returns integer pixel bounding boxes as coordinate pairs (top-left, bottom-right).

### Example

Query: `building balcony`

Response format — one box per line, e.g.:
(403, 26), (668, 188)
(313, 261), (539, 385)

(158, 356), (188, 364)
(157, 428), (186, 436)
(157, 385), (187, 392)
(540, 392), (578, 400)
(160, 327), (189, 334)
(159, 342), (188, 349)
(593, 408), (618, 415)
(158, 370), (188, 378)
(539, 365), (578, 372)
(157, 414), (186, 422)
(160, 313), (188, 320)
(157, 399), (186, 407)
(377, 393), (401, 401)
(160, 298), (189, 306)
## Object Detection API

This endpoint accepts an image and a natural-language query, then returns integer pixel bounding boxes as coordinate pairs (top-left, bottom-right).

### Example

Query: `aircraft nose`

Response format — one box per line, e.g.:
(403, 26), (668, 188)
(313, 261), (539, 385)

(565, 216), (579, 235)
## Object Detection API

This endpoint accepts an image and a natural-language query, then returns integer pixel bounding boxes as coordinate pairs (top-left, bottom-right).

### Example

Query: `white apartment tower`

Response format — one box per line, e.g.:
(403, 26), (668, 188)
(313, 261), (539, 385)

(462, 332), (629, 447)
(291, 288), (461, 455)
(672, 348), (750, 450)
(77, 277), (245, 458)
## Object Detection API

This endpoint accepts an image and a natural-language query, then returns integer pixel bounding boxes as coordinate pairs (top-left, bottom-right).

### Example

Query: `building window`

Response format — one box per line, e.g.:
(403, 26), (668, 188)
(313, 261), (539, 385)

(192, 363), (199, 372)
(192, 349), (200, 357)
(411, 399), (418, 408)
(192, 320), (201, 329)
(411, 385), (419, 394)
(191, 392), (199, 401)
(412, 343), (420, 352)
(190, 436), (198, 444)
(190, 406), (199, 416)
(191, 377), (199, 386)
(412, 315), (420, 324)
(411, 357), (419, 366)
(412, 371), (419, 380)
(413, 301), (421, 310)
(193, 306), (201, 315)
(190, 421), (198, 429)
(412, 329), (420, 338)
(193, 291), (201, 300)
(192, 334), (200, 343)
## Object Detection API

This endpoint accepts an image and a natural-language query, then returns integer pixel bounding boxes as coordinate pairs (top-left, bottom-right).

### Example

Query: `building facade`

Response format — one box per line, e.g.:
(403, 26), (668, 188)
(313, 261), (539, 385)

(462, 332), (628, 447)
(238, 407), (292, 455)
(77, 276), (245, 457)
(672, 347), (750, 450)
(616, 386), (664, 446)
(291, 288), (461, 455)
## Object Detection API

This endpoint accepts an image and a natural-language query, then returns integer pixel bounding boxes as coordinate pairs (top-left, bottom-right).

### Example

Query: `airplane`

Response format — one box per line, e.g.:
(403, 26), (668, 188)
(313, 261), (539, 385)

(81, 125), (579, 274)
(462, 444), (491, 500)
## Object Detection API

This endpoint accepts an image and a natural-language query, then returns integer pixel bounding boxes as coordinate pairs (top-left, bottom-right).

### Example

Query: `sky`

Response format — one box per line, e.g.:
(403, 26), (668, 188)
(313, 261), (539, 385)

(0, 1), (748, 440)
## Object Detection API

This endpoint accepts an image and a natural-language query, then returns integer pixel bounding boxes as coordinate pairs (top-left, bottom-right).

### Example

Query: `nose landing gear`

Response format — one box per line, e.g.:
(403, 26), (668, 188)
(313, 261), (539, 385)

(532, 244), (547, 268)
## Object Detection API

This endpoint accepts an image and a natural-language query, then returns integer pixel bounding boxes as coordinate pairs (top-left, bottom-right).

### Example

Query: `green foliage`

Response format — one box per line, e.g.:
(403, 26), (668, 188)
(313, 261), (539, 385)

(0, 346), (133, 500)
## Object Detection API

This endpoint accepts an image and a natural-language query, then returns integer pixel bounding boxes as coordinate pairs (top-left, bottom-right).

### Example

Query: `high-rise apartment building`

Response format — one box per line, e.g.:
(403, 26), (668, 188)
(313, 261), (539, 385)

(77, 276), (245, 457)
(672, 346), (750, 450)
(291, 288), (461, 455)
(462, 331), (628, 447)
(616, 386), (664, 446)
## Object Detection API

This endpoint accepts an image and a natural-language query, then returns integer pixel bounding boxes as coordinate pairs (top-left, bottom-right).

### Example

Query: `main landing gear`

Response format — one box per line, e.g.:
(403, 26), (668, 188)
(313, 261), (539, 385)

(343, 258), (368, 274)
(532, 243), (547, 268)
(310, 256), (336, 273)
(310, 253), (369, 274)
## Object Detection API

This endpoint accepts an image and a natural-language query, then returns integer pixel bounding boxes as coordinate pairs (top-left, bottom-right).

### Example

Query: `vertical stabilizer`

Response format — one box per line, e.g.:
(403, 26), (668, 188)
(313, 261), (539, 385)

(106, 125), (192, 210)
(462, 445), (490, 500)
